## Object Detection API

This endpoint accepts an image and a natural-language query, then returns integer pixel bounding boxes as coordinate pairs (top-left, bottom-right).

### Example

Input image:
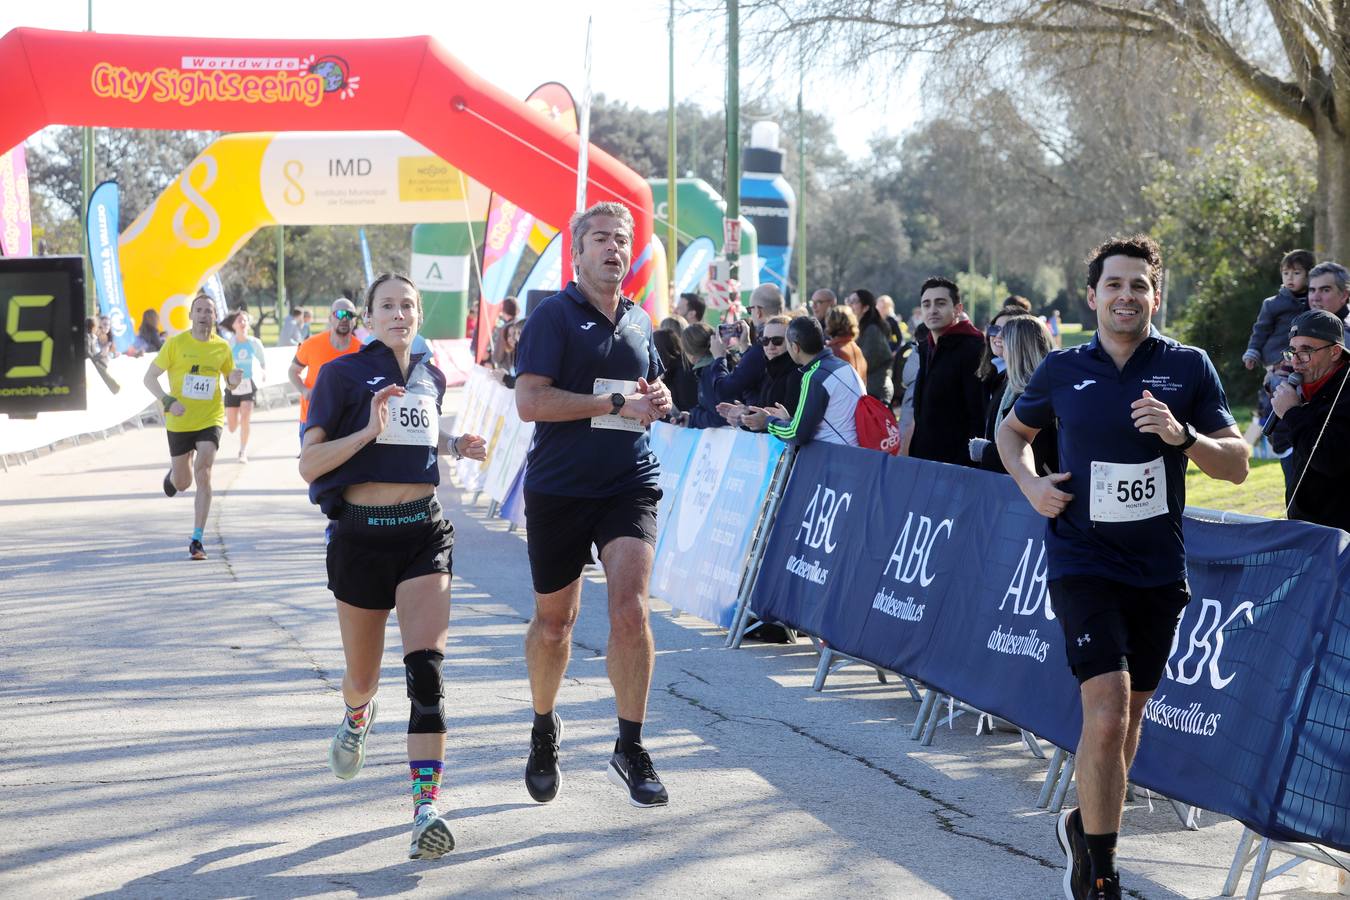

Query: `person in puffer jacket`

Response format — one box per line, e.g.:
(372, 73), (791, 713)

(1243, 249), (1313, 370)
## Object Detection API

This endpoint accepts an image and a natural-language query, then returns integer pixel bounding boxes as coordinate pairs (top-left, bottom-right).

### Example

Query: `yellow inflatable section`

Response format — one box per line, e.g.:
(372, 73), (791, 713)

(120, 131), (490, 332)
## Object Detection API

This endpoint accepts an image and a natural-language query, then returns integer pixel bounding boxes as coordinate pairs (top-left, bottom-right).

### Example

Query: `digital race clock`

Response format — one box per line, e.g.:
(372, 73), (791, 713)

(0, 256), (87, 416)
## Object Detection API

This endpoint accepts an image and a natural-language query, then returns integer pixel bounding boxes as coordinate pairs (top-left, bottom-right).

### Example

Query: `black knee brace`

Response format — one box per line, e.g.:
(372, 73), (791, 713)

(404, 648), (446, 734)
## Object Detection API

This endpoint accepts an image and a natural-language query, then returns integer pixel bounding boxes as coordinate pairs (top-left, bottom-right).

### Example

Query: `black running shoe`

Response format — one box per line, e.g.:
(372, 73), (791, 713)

(1056, 807), (1091, 900)
(606, 743), (668, 808)
(188, 539), (207, 561)
(163, 472), (177, 497)
(1090, 874), (1121, 900)
(525, 713), (562, 803)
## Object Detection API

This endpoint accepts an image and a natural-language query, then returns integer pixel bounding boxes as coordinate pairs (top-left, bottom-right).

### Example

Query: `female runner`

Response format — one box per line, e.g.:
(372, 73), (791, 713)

(299, 273), (486, 860)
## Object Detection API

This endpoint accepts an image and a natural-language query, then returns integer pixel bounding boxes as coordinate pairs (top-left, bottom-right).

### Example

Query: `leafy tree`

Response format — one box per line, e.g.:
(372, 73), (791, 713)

(744, 0), (1350, 259)
(1147, 108), (1315, 395)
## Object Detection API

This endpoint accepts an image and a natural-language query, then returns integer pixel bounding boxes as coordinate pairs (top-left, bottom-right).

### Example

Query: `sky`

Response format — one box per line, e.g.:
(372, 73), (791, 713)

(0, 0), (926, 162)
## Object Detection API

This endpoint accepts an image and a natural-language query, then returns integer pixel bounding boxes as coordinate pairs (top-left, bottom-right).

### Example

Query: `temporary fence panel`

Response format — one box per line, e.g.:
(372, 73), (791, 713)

(748, 441), (1350, 854)
(648, 425), (786, 628)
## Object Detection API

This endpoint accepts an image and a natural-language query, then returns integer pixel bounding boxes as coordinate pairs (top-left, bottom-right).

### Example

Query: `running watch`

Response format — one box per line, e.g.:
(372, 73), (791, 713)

(610, 392), (626, 415)
(162, 395), (177, 412)
(1176, 422), (1198, 451)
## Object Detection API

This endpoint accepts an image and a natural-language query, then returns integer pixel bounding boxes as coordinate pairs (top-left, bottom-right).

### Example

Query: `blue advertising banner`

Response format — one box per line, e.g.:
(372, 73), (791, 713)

(86, 181), (133, 353)
(750, 441), (1350, 852)
(673, 236), (715, 298)
(359, 227), (375, 285)
(650, 426), (786, 628)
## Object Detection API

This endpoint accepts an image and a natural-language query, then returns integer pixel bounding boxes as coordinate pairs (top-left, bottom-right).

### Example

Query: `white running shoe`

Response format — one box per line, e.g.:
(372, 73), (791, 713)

(408, 805), (455, 859)
(328, 697), (376, 780)
(238, 451), (249, 464)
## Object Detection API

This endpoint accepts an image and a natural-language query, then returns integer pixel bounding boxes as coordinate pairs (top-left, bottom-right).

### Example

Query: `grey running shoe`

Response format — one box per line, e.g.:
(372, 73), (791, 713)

(408, 805), (455, 859)
(1056, 807), (1091, 900)
(188, 539), (207, 561)
(163, 472), (178, 497)
(328, 697), (376, 780)
(606, 744), (669, 808)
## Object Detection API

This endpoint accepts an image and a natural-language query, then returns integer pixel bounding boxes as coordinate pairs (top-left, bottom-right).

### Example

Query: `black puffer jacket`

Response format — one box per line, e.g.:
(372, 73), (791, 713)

(1285, 362), (1350, 531)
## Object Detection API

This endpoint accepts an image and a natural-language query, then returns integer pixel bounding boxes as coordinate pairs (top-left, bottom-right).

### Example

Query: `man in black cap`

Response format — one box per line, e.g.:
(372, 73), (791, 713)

(1270, 308), (1350, 530)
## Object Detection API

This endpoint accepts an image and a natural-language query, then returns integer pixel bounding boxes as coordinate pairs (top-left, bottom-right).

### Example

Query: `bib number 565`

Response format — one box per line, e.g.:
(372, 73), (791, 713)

(1116, 476), (1156, 503)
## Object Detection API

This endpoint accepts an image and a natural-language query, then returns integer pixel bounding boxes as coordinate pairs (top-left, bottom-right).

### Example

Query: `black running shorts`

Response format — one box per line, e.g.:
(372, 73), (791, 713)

(1049, 574), (1191, 692)
(224, 389), (256, 408)
(326, 495), (455, 610)
(166, 426), (222, 457)
(524, 485), (661, 595)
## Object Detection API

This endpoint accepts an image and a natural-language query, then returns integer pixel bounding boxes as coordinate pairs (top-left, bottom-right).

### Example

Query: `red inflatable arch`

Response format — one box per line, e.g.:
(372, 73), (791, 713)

(0, 27), (653, 293)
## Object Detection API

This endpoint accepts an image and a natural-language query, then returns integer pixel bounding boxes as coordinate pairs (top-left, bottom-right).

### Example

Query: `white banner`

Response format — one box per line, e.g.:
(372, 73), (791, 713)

(258, 131), (490, 225)
(411, 253), (470, 293)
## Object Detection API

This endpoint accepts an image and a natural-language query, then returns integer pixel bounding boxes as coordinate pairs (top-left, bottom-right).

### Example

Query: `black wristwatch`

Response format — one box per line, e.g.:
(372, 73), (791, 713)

(610, 392), (626, 415)
(1176, 422), (1198, 451)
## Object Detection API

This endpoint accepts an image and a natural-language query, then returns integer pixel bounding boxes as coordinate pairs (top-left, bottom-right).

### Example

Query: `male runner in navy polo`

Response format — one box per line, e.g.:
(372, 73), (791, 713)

(997, 235), (1248, 900)
(513, 202), (674, 808)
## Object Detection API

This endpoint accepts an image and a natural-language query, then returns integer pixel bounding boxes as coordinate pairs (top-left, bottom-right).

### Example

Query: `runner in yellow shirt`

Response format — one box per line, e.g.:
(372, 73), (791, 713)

(142, 292), (241, 560)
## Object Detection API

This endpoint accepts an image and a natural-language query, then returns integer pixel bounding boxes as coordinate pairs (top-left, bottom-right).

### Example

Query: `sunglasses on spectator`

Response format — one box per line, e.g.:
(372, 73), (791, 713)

(333, 310), (356, 321)
(987, 324), (1004, 338)
(760, 336), (785, 347)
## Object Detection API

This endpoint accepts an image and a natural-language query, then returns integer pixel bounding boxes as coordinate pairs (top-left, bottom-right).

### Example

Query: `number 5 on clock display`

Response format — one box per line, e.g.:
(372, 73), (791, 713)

(0, 256), (87, 416)
(5, 294), (55, 377)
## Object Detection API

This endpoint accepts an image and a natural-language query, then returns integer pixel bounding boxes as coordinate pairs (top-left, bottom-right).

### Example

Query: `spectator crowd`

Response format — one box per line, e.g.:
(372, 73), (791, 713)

(474, 242), (1350, 536)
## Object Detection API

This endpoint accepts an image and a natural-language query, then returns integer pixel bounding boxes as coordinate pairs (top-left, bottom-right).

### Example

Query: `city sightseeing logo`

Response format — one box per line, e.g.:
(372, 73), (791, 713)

(90, 53), (362, 108)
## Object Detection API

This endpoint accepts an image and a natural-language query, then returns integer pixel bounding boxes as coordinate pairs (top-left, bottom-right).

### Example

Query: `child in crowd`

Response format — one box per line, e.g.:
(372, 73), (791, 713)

(1243, 249), (1313, 426)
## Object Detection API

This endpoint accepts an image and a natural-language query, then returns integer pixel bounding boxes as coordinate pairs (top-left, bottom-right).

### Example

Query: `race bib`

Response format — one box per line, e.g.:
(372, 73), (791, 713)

(377, 392), (438, 447)
(181, 373), (215, 400)
(230, 377), (254, 396)
(1090, 458), (1168, 523)
(591, 378), (645, 433)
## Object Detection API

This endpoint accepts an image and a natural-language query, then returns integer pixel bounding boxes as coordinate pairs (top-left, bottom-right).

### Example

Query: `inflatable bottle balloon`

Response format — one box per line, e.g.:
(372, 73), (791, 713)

(739, 121), (796, 297)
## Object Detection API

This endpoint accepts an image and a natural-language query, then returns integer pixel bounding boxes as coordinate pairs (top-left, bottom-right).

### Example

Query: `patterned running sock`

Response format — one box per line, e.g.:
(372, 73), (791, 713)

(410, 759), (444, 814)
(345, 701), (370, 731)
(192, 527), (204, 542)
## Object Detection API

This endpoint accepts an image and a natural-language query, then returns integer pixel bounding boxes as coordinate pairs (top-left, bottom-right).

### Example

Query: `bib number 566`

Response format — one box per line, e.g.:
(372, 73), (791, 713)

(1116, 476), (1156, 503)
(397, 406), (431, 429)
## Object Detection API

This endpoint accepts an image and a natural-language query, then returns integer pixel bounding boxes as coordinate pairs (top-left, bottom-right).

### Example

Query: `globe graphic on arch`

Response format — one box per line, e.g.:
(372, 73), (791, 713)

(309, 58), (348, 92)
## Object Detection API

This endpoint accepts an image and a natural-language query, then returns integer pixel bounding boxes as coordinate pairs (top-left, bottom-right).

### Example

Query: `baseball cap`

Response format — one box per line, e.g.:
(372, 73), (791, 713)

(1289, 309), (1345, 346)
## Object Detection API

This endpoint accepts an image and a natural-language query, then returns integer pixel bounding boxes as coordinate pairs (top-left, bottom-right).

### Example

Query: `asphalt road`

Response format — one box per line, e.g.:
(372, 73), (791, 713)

(0, 398), (1342, 899)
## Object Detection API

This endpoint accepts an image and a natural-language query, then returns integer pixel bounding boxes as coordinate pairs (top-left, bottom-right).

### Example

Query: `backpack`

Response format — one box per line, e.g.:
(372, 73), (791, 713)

(855, 394), (901, 455)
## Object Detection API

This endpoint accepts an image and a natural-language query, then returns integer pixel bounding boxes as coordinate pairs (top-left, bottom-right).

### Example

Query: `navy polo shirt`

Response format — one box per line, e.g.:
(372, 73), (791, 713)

(514, 282), (663, 498)
(1014, 328), (1235, 587)
(305, 340), (446, 517)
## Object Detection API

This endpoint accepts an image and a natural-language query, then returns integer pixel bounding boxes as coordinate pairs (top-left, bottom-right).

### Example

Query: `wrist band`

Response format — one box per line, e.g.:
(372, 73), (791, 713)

(449, 434), (463, 460)
(162, 395), (177, 411)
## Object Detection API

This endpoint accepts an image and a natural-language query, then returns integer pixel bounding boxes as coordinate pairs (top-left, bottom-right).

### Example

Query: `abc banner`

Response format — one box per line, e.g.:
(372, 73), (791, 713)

(750, 441), (1350, 852)
(649, 425), (786, 628)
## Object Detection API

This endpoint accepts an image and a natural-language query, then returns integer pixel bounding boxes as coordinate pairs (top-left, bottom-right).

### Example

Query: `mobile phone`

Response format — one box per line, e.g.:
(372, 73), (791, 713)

(718, 321), (739, 342)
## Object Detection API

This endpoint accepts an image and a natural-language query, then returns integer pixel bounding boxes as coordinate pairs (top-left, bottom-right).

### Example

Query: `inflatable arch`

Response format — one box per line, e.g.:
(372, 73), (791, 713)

(120, 131), (493, 333)
(0, 27), (658, 312)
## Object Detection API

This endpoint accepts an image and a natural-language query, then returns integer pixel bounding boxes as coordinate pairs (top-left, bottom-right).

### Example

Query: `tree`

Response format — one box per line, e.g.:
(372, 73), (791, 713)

(745, 1), (1349, 259)
(1147, 108), (1315, 393)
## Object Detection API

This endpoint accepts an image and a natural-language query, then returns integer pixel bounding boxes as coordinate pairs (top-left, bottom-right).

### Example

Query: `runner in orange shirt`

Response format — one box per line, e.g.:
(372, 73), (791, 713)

(289, 298), (362, 443)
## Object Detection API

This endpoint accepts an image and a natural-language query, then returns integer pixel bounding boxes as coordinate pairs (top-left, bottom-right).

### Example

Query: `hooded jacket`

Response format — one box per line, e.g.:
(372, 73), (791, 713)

(911, 319), (987, 466)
